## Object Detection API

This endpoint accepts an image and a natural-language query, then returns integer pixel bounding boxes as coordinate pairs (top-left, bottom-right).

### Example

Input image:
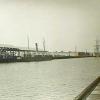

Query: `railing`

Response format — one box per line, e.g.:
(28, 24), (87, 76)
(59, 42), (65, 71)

(74, 76), (100, 100)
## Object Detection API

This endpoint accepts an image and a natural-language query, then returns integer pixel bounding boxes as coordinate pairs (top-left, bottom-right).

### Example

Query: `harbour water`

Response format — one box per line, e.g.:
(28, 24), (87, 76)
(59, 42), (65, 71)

(0, 57), (99, 100)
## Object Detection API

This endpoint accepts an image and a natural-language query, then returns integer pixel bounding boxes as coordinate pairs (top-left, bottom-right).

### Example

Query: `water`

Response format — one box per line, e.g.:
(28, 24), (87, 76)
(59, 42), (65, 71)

(0, 57), (99, 100)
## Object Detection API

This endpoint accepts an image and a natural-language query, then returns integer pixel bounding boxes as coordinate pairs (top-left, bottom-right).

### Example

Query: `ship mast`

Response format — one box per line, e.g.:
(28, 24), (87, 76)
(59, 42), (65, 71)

(95, 38), (100, 57)
(43, 38), (46, 51)
(27, 35), (29, 50)
(75, 46), (77, 52)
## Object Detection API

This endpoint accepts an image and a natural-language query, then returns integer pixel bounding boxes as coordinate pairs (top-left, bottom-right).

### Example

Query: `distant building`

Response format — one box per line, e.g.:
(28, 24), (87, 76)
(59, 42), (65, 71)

(68, 51), (79, 56)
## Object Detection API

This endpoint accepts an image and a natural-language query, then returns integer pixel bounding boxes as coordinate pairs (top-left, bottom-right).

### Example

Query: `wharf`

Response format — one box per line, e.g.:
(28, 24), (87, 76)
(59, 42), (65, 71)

(87, 83), (100, 100)
(0, 44), (94, 62)
(74, 76), (100, 100)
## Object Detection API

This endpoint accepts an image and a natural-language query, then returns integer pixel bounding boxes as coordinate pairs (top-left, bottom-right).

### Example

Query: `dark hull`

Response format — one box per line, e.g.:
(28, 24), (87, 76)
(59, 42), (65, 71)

(0, 55), (53, 63)
(0, 55), (93, 63)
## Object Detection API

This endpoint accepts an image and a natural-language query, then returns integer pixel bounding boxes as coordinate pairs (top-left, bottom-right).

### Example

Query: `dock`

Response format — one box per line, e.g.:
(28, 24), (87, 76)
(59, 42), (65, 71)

(0, 44), (94, 62)
(87, 82), (100, 100)
(74, 76), (100, 100)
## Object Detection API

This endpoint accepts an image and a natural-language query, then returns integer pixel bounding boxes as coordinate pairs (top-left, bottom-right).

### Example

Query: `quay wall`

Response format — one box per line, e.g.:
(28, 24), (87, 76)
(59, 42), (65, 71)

(0, 46), (94, 62)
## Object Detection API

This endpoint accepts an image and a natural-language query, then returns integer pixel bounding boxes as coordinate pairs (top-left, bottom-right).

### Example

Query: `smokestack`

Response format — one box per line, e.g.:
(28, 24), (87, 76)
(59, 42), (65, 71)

(35, 43), (38, 52)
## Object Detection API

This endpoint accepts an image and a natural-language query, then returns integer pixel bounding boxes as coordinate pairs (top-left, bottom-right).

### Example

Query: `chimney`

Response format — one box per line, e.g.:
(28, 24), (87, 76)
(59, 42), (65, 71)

(35, 43), (38, 52)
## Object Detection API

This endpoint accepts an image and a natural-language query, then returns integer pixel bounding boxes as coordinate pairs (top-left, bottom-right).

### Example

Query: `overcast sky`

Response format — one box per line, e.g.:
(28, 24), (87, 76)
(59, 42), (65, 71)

(0, 0), (99, 52)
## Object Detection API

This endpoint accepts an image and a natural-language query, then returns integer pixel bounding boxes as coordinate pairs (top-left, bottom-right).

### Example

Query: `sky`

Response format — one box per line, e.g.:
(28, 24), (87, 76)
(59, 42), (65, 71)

(0, 0), (99, 52)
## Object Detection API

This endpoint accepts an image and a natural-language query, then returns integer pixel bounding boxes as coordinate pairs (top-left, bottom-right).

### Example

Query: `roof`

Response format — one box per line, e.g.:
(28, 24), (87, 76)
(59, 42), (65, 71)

(0, 44), (45, 52)
(0, 44), (17, 48)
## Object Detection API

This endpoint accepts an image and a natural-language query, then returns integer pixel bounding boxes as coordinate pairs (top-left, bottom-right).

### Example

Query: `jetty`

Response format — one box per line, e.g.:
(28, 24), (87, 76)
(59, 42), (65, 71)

(74, 76), (100, 100)
(0, 44), (94, 62)
(0, 44), (53, 62)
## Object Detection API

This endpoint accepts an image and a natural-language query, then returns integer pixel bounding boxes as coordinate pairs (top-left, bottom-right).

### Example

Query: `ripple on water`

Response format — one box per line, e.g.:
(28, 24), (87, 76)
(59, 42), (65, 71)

(0, 58), (99, 100)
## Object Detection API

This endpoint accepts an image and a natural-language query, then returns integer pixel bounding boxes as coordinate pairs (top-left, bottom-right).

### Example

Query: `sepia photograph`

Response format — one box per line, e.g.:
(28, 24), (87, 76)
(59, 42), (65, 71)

(0, 0), (100, 100)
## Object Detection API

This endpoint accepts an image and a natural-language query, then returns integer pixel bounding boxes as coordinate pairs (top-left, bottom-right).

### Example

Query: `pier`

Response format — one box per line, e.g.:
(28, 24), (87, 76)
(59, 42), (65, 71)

(0, 44), (95, 62)
(0, 44), (53, 62)
(74, 76), (100, 100)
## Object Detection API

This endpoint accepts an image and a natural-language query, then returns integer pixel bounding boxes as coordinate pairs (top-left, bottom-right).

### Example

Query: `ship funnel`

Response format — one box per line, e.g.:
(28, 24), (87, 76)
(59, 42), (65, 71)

(35, 43), (38, 52)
